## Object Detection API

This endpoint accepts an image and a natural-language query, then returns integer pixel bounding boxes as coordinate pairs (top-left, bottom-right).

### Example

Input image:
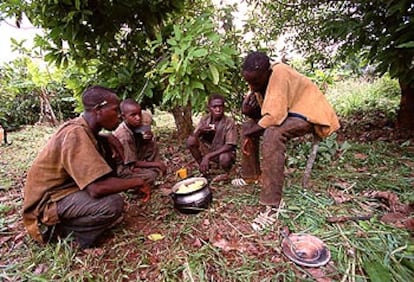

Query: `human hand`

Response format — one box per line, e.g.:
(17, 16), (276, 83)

(242, 138), (252, 156)
(243, 120), (264, 137)
(199, 156), (210, 174)
(242, 93), (261, 119)
(142, 130), (153, 140)
(198, 124), (216, 135)
(156, 161), (167, 175)
(137, 183), (151, 203)
(132, 166), (142, 173)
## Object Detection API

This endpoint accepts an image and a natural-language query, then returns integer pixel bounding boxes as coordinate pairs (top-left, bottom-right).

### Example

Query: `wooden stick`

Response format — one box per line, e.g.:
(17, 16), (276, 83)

(302, 134), (321, 188)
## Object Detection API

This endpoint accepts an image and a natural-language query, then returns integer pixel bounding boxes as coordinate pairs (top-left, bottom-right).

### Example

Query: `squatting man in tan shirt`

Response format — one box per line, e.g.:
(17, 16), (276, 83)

(23, 86), (150, 249)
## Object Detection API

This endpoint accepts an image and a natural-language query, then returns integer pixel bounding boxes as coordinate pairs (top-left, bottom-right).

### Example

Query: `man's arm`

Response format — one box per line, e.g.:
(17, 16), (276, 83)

(98, 133), (125, 161)
(199, 144), (234, 173)
(242, 122), (264, 136)
(242, 92), (261, 120)
(85, 176), (149, 201)
(134, 160), (167, 175)
(205, 144), (234, 160)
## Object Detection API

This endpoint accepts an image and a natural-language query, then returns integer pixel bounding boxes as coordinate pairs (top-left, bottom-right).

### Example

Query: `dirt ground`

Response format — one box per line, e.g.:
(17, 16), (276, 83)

(1, 110), (413, 281)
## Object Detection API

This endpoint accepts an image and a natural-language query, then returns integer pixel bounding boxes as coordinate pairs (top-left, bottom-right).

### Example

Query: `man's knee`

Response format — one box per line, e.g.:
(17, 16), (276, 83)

(105, 194), (124, 218)
(219, 153), (235, 170)
(186, 135), (198, 148)
(263, 126), (284, 143)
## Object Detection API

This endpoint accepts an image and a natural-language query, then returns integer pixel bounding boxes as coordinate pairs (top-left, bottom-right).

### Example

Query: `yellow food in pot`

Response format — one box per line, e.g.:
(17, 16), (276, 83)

(176, 180), (205, 194)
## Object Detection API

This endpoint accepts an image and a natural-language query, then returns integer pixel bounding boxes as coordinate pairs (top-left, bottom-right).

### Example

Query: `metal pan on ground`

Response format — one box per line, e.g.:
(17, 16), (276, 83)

(281, 233), (331, 267)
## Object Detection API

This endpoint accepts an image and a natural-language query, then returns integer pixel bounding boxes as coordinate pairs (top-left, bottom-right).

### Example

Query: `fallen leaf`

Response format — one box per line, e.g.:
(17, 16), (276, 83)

(147, 233), (164, 241)
(328, 188), (353, 204)
(363, 190), (412, 213)
(192, 237), (202, 248)
(81, 248), (105, 256)
(0, 236), (12, 245)
(305, 267), (332, 282)
(380, 213), (414, 231)
(33, 263), (48, 275)
(354, 153), (368, 159)
(212, 238), (246, 252)
(159, 187), (172, 196)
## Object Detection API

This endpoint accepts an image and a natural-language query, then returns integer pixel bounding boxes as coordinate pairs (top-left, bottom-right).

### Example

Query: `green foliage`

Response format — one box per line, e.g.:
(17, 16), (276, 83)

(0, 58), (38, 128)
(21, 0), (185, 64)
(0, 57), (78, 129)
(328, 75), (400, 118)
(148, 9), (239, 113)
(364, 260), (392, 282)
(0, 0), (246, 117)
(0, 0), (188, 108)
(247, 0), (414, 87)
(287, 133), (350, 168)
(290, 59), (337, 91)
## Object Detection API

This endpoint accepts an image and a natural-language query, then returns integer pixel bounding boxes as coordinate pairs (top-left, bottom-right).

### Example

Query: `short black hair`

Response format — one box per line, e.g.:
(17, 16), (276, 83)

(208, 93), (225, 105)
(120, 98), (140, 114)
(242, 51), (270, 72)
(82, 85), (117, 111)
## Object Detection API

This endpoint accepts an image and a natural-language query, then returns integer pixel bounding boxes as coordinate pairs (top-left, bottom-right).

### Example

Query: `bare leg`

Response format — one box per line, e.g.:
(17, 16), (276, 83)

(186, 135), (203, 164)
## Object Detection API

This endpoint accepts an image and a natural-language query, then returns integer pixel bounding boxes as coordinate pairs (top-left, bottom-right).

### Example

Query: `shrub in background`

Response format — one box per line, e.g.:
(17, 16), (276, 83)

(0, 58), (77, 130)
(327, 75), (400, 119)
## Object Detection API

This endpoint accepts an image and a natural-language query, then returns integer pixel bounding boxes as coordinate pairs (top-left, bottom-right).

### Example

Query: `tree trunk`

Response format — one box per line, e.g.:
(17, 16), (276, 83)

(396, 81), (414, 130)
(171, 105), (194, 141)
(38, 87), (58, 126)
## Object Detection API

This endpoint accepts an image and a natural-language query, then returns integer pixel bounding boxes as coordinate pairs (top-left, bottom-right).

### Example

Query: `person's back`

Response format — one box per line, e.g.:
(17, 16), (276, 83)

(258, 62), (340, 137)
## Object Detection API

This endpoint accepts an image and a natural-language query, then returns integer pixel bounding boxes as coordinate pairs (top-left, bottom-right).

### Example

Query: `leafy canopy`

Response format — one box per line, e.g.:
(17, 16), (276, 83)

(0, 0), (244, 115)
(148, 7), (239, 113)
(0, 0), (187, 102)
(247, 0), (414, 86)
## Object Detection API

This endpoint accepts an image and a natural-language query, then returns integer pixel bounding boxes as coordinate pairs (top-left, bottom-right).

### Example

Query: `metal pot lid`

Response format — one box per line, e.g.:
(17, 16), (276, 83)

(281, 233), (331, 267)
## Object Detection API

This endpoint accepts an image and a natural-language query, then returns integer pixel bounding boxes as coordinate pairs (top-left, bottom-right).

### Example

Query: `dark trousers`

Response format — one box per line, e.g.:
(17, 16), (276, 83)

(241, 117), (313, 206)
(56, 190), (124, 248)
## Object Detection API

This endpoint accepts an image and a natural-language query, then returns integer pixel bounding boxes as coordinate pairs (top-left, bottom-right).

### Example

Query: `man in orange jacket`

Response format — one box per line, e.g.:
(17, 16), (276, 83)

(239, 51), (340, 228)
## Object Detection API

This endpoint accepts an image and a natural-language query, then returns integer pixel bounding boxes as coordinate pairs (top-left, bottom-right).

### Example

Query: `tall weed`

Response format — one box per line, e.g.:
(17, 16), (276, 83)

(327, 75), (400, 118)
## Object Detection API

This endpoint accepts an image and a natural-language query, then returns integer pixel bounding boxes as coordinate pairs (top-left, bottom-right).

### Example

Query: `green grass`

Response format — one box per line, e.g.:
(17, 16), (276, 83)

(1, 77), (413, 281)
(327, 75), (400, 118)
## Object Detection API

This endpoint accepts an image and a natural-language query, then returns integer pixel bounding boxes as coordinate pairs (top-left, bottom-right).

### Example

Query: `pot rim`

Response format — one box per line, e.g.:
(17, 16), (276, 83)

(171, 176), (208, 195)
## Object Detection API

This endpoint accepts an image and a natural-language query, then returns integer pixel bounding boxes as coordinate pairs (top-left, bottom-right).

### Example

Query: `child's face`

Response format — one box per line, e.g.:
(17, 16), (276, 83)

(122, 103), (142, 129)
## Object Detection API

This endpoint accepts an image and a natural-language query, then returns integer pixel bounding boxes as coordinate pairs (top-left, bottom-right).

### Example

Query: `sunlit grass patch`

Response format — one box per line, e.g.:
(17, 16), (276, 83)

(327, 75), (400, 119)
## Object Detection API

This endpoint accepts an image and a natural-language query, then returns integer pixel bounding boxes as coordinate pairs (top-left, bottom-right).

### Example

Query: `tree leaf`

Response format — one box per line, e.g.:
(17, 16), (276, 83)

(147, 233), (164, 241)
(192, 49), (208, 58)
(396, 41), (414, 49)
(190, 80), (204, 90)
(209, 64), (219, 85)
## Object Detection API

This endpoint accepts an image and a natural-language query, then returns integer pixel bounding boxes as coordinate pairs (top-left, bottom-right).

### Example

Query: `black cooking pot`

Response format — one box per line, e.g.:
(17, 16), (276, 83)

(171, 177), (212, 214)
